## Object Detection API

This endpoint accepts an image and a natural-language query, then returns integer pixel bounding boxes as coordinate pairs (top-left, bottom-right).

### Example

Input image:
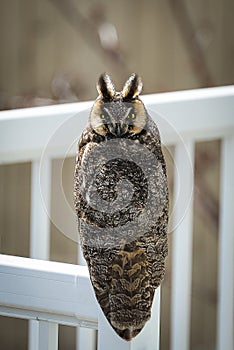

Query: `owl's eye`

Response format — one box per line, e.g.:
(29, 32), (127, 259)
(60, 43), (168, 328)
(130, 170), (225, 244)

(100, 114), (106, 120)
(128, 113), (136, 119)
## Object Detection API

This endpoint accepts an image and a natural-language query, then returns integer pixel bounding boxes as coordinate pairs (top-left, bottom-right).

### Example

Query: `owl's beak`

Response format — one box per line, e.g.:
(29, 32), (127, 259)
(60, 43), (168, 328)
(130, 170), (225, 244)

(115, 123), (122, 136)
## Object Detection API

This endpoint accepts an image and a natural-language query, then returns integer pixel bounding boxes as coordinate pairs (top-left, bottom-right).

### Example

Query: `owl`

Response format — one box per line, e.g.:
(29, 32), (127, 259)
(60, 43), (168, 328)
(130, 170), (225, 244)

(74, 73), (169, 341)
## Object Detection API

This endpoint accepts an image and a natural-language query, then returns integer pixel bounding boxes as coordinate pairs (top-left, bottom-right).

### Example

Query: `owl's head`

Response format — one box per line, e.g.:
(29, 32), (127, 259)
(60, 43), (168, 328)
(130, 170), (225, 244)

(90, 73), (147, 137)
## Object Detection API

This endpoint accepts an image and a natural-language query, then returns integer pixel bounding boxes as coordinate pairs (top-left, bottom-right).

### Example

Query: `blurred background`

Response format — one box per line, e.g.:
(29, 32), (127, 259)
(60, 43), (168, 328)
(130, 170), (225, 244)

(0, 0), (233, 349)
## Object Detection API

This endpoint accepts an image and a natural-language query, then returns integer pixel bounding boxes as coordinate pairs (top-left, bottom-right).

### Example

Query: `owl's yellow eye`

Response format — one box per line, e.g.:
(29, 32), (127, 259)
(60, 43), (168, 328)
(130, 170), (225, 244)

(127, 113), (135, 119)
(101, 114), (105, 119)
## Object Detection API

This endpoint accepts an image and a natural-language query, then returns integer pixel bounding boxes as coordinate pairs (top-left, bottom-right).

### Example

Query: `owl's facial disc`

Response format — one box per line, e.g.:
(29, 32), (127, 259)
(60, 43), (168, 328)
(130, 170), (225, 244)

(103, 106), (131, 137)
(90, 100), (147, 137)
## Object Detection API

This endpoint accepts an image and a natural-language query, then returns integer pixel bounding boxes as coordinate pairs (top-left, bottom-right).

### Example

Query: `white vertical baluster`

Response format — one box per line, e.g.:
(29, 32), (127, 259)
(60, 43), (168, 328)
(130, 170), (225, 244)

(171, 141), (195, 350)
(76, 243), (96, 350)
(76, 327), (96, 350)
(29, 158), (54, 350)
(38, 321), (58, 350)
(217, 137), (234, 350)
(28, 320), (40, 350)
(29, 321), (58, 350)
(30, 158), (51, 259)
(97, 288), (161, 350)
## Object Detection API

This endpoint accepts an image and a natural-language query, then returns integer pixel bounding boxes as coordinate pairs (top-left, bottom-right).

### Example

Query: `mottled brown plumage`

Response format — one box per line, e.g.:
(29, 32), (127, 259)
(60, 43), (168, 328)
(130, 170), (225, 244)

(74, 73), (169, 341)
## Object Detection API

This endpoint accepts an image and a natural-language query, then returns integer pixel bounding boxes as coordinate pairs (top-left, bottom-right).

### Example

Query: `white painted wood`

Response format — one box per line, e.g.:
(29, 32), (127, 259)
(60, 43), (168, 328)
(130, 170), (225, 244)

(29, 320), (58, 350)
(30, 159), (51, 260)
(76, 244), (96, 350)
(171, 141), (195, 350)
(0, 101), (90, 163)
(146, 87), (234, 146)
(0, 254), (98, 327)
(97, 288), (161, 350)
(217, 137), (234, 350)
(76, 327), (96, 350)
(78, 242), (87, 266)
(38, 321), (58, 350)
(29, 158), (52, 350)
(29, 320), (40, 350)
(0, 86), (233, 164)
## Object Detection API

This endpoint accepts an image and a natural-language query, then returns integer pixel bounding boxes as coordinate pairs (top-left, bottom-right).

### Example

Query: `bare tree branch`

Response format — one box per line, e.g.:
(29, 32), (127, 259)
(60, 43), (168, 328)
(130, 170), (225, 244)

(48, 0), (130, 75)
(168, 0), (214, 86)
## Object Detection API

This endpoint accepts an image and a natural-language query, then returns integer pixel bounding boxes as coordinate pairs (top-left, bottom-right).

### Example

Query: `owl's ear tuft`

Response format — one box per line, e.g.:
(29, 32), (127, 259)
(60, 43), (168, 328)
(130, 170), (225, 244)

(97, 73), (115, 99)
(122, 73), (143, 100)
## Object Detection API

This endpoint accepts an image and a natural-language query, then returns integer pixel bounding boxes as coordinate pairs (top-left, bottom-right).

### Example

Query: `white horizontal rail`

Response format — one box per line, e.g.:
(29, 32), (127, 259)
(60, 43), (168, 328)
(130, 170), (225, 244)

(0, 101), (91, 163)
(0, 86), (234, 163)
(0, 254), (98, 328)
(0, 254), (161, 350)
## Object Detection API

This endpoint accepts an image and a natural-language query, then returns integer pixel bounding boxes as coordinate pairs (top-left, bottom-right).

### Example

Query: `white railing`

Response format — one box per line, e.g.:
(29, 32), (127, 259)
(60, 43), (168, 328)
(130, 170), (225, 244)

(0, 86), (234, 350)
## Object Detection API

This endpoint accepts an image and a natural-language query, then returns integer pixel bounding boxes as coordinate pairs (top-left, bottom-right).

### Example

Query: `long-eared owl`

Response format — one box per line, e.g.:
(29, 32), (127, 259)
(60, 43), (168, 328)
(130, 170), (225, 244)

(74, 73), (169, 341)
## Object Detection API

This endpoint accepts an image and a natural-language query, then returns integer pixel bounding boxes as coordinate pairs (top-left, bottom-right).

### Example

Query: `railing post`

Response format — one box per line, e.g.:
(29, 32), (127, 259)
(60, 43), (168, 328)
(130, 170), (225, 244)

(29, 158), (52, 350)
(30, 158), (51, 260)
(76, 244), (97, 350)
(29, 321), (58, 350)
(171, 140), (195, 350)
(217, 136), (234, 350)
(38, 321), (58, 350)
(97, 287), (161, 350)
